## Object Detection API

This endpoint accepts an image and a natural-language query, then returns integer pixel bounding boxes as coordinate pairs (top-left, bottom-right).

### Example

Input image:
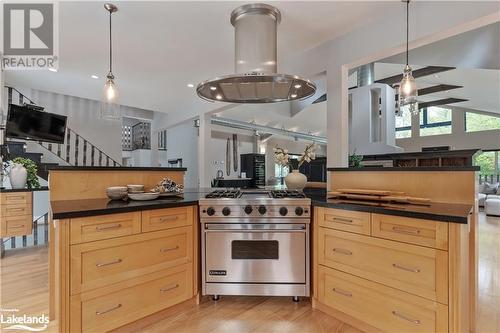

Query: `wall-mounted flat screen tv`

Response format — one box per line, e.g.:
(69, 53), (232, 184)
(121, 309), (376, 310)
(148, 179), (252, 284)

(5, 104), (67, 144)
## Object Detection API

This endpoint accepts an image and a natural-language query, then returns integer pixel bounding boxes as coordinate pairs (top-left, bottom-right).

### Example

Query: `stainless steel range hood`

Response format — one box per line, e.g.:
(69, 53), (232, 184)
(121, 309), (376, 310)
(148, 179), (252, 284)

(197, 3), (316, 103)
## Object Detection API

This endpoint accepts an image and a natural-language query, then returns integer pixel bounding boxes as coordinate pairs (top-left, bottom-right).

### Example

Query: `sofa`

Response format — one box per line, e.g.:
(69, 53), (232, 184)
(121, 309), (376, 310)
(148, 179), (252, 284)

(479, 182), (500, 216)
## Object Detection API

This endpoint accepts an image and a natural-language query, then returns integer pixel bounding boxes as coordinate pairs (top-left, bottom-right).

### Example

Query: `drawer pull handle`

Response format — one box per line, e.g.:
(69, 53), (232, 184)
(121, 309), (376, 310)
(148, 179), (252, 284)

(159, 216), (179, 223)
(7, 196), (25, 200)
(392, 226), (420, 235)
(392, 263), (420, 273)
(96, 259), (122, 267)
(160, 245), (179, 253)
(333, 248), (352, 255)
(332, 217), (353, 224)
(332, 288), (352, 297)
(7, 208), (25, 212)
(95, 224), (122, 231)
(96, 303), (122, 315)
(392, 310), (421, 325)
(160, 284), (179, 293)
(9, 225), (25, 229)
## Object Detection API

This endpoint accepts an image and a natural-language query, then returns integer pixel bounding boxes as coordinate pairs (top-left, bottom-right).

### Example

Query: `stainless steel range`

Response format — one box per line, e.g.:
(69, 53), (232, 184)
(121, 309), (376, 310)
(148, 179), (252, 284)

(199, 189), (311, 301)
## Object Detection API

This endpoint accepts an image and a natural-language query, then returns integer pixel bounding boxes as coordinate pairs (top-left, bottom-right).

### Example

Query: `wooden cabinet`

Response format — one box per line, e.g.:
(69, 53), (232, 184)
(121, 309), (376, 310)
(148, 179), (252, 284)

(0, 192), (33, 238)
(53, 205), (198, 333)
(313, 206), (470, 333)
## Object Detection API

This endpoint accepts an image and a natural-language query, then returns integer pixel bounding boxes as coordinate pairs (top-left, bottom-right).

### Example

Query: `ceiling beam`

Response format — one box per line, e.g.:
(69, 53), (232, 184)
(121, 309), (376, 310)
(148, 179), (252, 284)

(375, 66), (456, 86)
(418, 98), (468, 109)
(417, 84), (462, 96)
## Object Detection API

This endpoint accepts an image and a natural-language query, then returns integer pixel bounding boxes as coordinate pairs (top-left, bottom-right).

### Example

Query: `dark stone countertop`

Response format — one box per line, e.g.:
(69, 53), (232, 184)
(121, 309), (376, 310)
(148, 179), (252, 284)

(0, 186), (49, 193)
(308, 194), (472, 223)
(51, 188), (472, 223)
(51, 189), (209, 219)
(327, 166), (480, 172)
(47, 166), (187, 171)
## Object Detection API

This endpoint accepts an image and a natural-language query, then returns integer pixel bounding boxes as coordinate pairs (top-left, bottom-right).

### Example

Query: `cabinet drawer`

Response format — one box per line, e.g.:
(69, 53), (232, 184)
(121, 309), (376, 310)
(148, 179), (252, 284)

(71, 264), (193, 333)
(372, 214), (448, 250)
(1, 203), (32, 217)
(319, 208), (370, 235)
(0, 192), (32, 205)
(0, 215), (32, 237)
(70, 212), (141, 244)
(70, 226), (192, 294)
(318, 228), (448, 303)
(318, 266), (448, 333)
(142, 206), (193, 233)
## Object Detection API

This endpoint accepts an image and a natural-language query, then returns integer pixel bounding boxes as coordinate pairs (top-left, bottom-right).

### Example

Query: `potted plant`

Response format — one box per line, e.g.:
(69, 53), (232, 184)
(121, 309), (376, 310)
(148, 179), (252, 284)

(274, 143), (317, 190)
(7, 157), (40, 189)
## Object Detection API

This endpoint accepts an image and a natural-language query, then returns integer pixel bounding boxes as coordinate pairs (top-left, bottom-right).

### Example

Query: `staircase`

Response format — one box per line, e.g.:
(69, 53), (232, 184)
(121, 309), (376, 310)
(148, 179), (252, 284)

(3, 86), (121, 180)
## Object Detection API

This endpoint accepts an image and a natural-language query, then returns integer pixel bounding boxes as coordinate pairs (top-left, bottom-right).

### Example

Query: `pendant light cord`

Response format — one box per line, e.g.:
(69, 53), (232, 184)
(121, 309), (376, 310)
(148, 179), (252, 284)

(406, 0), (409, 66)
(109, 10), (112, 73)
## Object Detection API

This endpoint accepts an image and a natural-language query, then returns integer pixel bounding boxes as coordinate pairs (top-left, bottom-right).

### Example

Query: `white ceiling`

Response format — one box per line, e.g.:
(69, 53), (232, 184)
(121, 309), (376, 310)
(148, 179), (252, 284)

(4, 1), (399, 116)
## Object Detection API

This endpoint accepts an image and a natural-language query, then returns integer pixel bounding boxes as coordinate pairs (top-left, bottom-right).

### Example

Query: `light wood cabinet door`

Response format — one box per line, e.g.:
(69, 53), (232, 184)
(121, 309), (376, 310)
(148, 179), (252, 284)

(0, 215), (32, 237)
(142, 206), (193, 233)
(70, 212), (141, 244)
(372, 214), (448, 250)
(71, 264), (193, 333)
(1, 203), (32, 217)
(319, 208), (371, 235)
(70, 226), (193, 294)
(318, 266), (448, 333)
(0, 192), (32, 205)
(318, 227), (448, 304)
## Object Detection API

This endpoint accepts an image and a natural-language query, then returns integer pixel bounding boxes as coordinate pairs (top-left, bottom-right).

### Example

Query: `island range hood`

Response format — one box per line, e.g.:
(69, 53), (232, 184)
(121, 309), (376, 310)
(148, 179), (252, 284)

(197, 3), (316, 103)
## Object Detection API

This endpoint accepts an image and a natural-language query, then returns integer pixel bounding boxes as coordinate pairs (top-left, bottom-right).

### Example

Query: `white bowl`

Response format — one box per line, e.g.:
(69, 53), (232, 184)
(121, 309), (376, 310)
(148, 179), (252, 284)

(128, 192), (160, 201)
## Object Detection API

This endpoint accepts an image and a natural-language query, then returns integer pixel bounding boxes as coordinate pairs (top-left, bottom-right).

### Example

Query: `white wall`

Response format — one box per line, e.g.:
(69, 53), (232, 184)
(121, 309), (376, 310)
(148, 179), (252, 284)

(396, 106), (500, 152)
(163, 120), (199, 189)
(281, 2), (500, 167)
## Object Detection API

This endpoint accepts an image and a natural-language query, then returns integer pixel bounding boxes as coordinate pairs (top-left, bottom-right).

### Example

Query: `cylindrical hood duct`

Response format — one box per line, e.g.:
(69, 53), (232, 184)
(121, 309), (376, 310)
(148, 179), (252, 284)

(197, 3), (316, 103)
(232, 4), (280, 74)
(357, 63), (375, 87)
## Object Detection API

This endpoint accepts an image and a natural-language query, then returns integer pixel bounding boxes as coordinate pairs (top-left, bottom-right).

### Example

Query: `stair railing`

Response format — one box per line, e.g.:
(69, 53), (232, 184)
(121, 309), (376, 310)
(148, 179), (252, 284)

(4, 86), (121, 167)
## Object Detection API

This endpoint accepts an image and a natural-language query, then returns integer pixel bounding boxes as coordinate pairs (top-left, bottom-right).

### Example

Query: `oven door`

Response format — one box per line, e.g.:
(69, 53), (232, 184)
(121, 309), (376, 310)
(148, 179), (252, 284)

(204, 223), (306, 284)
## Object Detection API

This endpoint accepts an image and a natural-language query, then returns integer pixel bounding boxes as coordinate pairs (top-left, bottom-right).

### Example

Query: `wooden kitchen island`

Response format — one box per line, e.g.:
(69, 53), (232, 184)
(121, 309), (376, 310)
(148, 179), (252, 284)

(311, 167), (478, 333)
(48, 167), (201, 333)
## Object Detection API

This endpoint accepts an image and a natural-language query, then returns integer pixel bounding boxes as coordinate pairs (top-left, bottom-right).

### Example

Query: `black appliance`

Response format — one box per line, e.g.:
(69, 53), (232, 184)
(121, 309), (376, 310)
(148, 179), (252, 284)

(290, 156), (327, 182)
(5, 104), (67, 144)
(240, 153), (266, 187)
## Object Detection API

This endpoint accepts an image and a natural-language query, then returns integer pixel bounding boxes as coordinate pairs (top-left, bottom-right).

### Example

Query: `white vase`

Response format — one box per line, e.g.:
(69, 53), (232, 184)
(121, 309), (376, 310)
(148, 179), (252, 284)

(9, 163), (28, 189)
(285, 170), (307, 190)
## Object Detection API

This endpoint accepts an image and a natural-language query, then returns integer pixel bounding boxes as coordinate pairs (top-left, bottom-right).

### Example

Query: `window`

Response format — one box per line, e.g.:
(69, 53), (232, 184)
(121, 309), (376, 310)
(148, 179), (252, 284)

(465, 112), (500, 132)
(395, 111), (412, 138)
(419, 107), (452, 136)
(474, 151), (499, 177)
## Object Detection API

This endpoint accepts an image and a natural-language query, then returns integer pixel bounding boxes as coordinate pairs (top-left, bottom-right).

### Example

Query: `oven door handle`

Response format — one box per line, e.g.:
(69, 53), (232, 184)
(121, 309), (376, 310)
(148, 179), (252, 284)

(204, 224), (307, 231)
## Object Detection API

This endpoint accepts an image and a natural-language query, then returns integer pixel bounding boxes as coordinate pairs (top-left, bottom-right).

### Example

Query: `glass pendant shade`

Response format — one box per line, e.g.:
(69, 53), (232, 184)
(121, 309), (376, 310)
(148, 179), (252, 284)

(101, 73), (121, 120)
(398, 65), (419, 115)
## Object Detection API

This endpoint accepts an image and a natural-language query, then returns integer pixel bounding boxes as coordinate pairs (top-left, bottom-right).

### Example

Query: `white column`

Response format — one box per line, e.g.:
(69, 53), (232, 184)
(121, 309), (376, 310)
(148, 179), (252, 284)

(326, 65), (349, 167)
(198, 113), (211, 187)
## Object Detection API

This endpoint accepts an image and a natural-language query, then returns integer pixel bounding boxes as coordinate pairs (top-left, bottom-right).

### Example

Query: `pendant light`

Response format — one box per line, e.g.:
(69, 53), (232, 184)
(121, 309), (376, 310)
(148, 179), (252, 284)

(398, 0), (419, 115)
(100, 3), (120, 120)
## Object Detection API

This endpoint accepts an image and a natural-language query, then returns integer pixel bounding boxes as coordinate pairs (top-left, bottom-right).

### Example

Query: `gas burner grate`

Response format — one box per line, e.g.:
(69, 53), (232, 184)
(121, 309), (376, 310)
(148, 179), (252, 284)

(205, 189), (241, 198)
(271, 190), (306, 199)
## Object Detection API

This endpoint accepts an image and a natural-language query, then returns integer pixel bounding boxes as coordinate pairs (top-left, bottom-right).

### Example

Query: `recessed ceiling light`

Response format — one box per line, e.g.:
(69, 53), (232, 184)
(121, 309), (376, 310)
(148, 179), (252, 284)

(433, 74), (439, 78)
(291, 94), (298, 98)
(48, 68), (57, 72)
(187, 83), (194, 88)
(216, 94), (223, 100)
(91, 75), (99, 79)
(294, 84), (302, 89)
(210, 86), (217, 91)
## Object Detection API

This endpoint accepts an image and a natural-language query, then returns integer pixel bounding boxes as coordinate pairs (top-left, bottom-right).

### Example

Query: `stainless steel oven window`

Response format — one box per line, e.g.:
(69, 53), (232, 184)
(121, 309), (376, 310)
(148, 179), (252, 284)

(231, 240), (279, 260)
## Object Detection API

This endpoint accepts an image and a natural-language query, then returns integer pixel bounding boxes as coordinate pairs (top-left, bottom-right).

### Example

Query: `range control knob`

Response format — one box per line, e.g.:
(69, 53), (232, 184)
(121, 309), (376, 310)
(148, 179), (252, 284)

(222, 207), (231, 216)
(279, 207), (288, 216)
(244, 205), (253, 215)
(295, 207), (304, 216)
(206, 207), (215, 216)
(258, 205), (267, 215)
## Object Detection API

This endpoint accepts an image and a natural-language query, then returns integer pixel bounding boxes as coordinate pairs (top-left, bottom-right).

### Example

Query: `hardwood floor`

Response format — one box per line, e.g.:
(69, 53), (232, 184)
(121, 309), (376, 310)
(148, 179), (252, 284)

(1, 212), (499, 333)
